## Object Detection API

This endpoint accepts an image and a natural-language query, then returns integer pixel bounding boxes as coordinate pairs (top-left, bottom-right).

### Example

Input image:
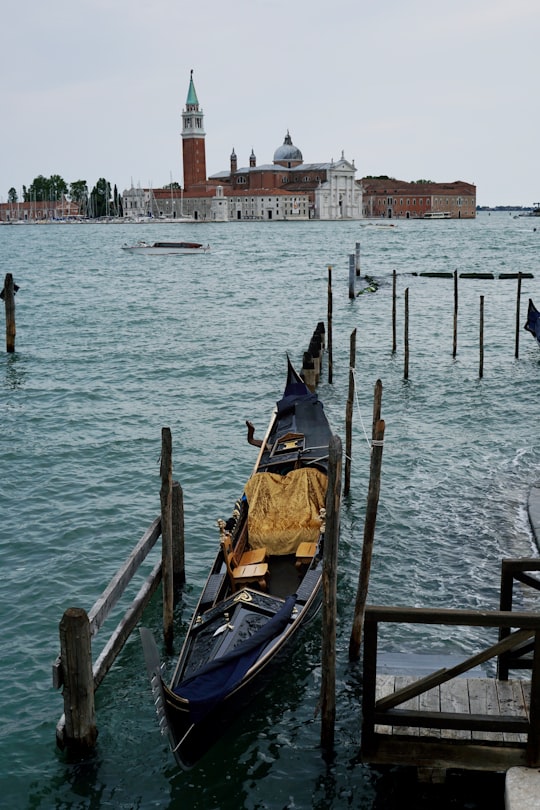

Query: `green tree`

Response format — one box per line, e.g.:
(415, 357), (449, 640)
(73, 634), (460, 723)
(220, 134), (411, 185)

(89, 178), (112, 218)
(69, 180), (88, 203)
(7, 187), (18, 203)
(26, 174), (68, 202)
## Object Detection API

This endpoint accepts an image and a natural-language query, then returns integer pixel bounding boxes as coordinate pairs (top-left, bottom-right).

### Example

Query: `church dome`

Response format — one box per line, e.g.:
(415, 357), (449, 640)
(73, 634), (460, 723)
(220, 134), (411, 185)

(273, 131), (303, 164)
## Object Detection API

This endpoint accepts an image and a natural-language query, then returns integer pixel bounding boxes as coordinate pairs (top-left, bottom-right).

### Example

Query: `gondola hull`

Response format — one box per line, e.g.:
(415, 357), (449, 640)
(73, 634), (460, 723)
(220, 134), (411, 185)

(141, 359), (333, 769)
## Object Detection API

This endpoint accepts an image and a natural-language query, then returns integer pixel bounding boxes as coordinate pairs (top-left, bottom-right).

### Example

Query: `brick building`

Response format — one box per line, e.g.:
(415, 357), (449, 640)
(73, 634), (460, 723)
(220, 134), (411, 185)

(361, 178), (476, 219)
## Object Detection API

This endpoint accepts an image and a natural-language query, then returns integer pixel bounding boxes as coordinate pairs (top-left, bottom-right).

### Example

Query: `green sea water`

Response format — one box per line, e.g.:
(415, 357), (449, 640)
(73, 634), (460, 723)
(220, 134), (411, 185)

(1, 213), (539, 809)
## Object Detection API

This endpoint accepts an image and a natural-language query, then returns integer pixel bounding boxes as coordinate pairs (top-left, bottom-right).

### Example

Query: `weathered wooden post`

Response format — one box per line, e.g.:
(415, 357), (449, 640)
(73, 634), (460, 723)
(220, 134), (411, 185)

(302, 351), (317, 392)
(392, 270), (397, 354)
(309, 332), (322, 384)
(355, 242), (361, 277)
(372, 379), (382, 440)
(320, 434), (342, 755)
(479, 295), (484, 379)
(453, 270), (458, 358)
(172, 480), (185, 587)
(3, 273), (16, 353)
(515, 273), (522, 360)
(160, 427), (174, 651)
(344, 329), (356, 496)
(348, 254), (355, 299)
(58, 607), (97, 751)
(349, 418), (386, 661)
(327, 266), (333, 384)
(404, 287), (409, 380)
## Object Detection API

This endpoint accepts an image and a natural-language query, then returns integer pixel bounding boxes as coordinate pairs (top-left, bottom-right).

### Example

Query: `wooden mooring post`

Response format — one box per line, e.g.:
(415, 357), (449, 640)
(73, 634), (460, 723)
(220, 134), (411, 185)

(320, 434), (342, 755)
(453, 270), (458, 358)
(355, 242), (361, 277)
(349, 254), (355, 299)
(479, 295), (484, 379)
(344, 329), (356, 496)
(404, 288), (409, 380)
(327, 266), (333, 384)
(58, 608), (98, 752)
(2, 273), (17, 353)
(349, 417), (386, 661)
(392, 270), (397, 354)
(160, 427), (175, 651)
(515, 272), (522, 359)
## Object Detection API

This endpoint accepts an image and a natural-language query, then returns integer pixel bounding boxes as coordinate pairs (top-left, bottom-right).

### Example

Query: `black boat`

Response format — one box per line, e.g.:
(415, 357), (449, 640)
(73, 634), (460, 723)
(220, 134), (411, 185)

(140, 358), (333, 769)
(524, 298), (540, 346)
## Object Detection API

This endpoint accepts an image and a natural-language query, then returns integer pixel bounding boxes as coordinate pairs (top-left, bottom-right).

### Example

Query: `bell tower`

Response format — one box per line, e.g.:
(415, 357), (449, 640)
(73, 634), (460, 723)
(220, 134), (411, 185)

(182, 70), (207, 191)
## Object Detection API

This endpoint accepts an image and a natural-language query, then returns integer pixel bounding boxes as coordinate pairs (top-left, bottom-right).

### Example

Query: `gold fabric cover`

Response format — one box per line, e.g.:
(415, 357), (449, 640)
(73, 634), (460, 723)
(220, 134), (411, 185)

(244, 468), (327, 555)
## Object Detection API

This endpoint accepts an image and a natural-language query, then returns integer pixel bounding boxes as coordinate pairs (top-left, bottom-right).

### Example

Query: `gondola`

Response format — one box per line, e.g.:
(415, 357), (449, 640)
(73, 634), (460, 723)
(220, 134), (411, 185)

(524, 298), (540, 345)
(140, 358), (333, 769)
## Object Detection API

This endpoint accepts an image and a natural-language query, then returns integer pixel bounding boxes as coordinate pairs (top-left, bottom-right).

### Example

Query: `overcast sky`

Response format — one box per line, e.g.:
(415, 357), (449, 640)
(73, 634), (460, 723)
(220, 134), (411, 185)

(1, 0), (538, 207)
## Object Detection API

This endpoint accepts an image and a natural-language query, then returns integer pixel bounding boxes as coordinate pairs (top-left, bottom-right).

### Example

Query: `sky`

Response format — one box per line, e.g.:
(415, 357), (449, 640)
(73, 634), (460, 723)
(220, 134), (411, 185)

(1, 0), (538, 207)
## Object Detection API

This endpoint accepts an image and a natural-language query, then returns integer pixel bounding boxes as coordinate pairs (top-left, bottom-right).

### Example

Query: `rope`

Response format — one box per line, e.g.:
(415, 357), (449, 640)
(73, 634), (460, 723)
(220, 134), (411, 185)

(351, 367), (373, 451)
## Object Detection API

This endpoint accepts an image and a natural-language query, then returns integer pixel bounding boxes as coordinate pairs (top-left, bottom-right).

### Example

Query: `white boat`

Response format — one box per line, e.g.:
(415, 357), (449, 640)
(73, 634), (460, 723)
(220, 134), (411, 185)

(423, 212), (451, 219)
(122, 240), (210, 255)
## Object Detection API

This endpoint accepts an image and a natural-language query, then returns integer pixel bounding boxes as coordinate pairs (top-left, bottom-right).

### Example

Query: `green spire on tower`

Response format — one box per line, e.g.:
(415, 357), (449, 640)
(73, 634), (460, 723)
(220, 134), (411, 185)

(186, 69), (199, 107)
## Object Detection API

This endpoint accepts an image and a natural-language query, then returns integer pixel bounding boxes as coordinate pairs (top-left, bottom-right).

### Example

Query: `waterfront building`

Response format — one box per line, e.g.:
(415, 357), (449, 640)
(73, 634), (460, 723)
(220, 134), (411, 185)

(122, 72), (363, 222)
(0, 197), (80, 223)
(361, 177), (476, 219)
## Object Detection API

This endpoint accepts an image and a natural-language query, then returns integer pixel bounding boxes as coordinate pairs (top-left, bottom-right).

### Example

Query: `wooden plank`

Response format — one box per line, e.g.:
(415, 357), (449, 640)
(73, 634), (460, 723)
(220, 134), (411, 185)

(88, 516), (161, 635)
(376, 628), (532, 711)
(364, 736), (528, 772)
(375, 674), (394, 734)
(394, 676), (419, 736)
(468, 678), (503, 742)
(496, 679), (529, 743)
(418, 685), (441, 738)
(440, 679), (471, 739)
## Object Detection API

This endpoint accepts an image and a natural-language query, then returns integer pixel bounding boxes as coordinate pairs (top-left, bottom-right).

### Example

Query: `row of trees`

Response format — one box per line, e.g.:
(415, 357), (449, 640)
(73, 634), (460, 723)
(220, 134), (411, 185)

(7, 175), (123, 218)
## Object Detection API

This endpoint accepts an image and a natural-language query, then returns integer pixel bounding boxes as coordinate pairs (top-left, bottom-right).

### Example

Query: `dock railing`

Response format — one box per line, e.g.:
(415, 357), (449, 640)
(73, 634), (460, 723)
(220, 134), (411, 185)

(362, 596), (540, 768)
(498, 558), (540, 678)
(53, 431), (185, 753)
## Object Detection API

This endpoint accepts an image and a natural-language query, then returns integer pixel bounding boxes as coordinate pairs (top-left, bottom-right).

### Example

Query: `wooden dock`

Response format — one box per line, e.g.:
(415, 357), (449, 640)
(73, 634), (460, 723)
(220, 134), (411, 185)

(366, 673), (532, 772)
(360, 559), (540, 775)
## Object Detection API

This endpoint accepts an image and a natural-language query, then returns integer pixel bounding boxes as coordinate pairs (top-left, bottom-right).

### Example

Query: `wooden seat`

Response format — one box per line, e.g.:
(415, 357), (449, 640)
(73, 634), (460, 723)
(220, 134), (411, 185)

(222, 535), (268, 592)
(295, 541), (317, 570)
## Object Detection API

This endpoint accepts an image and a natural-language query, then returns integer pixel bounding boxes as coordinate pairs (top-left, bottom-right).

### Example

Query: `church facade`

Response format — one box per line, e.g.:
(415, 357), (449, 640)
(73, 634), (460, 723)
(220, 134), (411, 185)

(122, 72), (363, 222)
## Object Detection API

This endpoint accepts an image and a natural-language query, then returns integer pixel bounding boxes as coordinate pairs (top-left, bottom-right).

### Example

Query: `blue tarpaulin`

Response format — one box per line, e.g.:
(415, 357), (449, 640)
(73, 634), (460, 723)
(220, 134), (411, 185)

(174, 595), (297, 723)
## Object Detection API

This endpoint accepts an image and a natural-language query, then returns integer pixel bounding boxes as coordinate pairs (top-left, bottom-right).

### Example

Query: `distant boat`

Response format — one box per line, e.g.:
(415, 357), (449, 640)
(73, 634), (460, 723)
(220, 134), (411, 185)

(122, 240), (210, 255)
(524, 299), (540, 345)
(423, 212), (452, 219)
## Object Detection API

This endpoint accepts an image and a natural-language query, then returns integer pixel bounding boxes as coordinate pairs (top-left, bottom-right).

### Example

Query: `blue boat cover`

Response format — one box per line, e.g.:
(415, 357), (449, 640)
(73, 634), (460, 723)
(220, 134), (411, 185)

(525, 299), (540, 344)
(174, 594), (297, 723)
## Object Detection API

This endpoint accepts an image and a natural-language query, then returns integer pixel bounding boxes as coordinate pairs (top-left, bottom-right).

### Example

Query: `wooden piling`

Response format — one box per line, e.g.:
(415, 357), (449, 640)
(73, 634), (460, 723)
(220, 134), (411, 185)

(320, 434), (342, 754)
(327, 267), (333, 384)
(404, 288), (409, 380)
(453, 270), (458, 358)
(3, 273), (16, 353)
(58, 607), (97, 751)
(349, 418), (386, 662)
(348, 254), (355, 299)
(172, 480), (185, 587)
(160, 427), (174, 651)
(515, 273), (522, 360)
(355, 242), (361, 277)
(479, 295), (484, 379)
(316, 321), (325, 350)
(392, 270), (397, 354)
(344, 329), (357, 496)
(372, 379), (382, 440)
(302, 351), (317, 392)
